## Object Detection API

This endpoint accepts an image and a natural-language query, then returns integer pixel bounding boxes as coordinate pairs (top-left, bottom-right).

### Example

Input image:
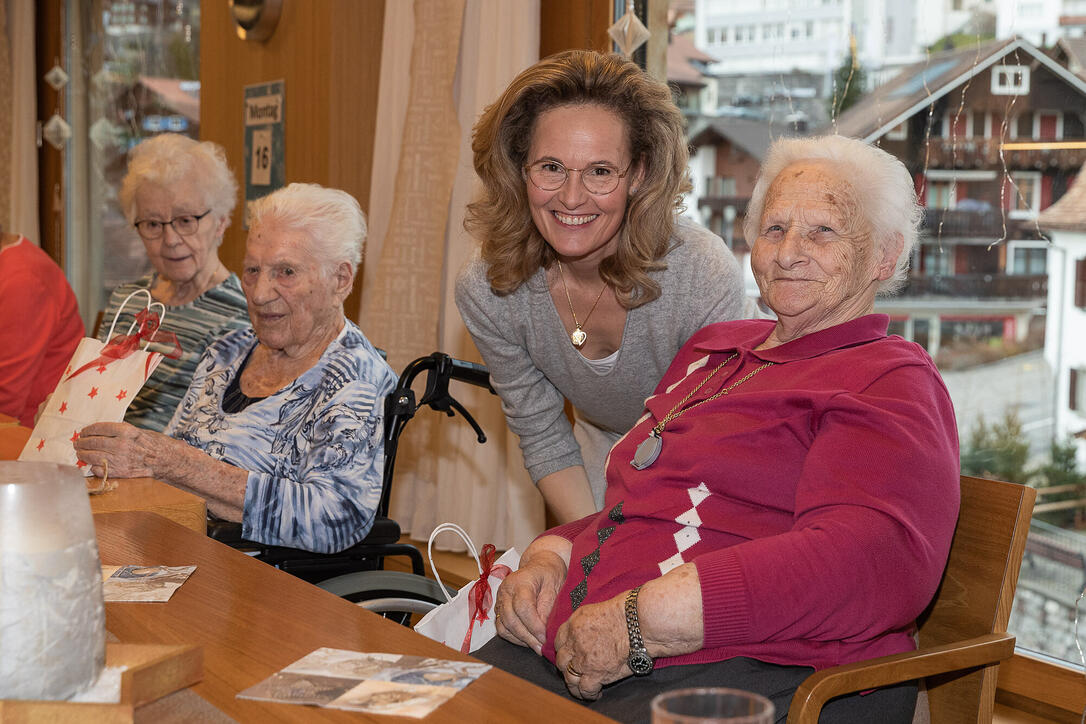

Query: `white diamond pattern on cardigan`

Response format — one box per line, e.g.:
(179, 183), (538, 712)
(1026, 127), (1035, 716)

(658, 482), (712, 575)
(664, 355), (709, 394)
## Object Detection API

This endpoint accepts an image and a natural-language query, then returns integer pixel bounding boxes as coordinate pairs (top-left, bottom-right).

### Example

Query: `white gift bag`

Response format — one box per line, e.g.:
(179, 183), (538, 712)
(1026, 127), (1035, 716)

(414, 523), (520, 654)
(18, 289), (180, 473)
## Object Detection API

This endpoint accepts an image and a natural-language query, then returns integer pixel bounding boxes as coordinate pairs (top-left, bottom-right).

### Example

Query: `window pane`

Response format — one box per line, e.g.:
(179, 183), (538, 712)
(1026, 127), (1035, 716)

(66, 0), (201, 322)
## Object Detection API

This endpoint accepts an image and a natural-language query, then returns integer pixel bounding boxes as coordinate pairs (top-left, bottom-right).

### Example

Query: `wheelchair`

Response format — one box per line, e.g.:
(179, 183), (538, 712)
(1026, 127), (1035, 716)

(206, 352), (496, 621)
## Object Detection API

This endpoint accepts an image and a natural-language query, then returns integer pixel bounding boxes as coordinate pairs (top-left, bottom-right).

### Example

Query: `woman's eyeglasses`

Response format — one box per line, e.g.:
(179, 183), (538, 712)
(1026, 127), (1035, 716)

(524, 160), (632, 195)
(133, 210), (211, 240)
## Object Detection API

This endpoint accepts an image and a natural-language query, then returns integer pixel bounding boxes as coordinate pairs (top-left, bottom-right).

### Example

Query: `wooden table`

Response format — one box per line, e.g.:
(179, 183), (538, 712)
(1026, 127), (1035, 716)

(0, 416), (30, 459)
(1, 424), (207, 532)
(97, 511), (613, 723)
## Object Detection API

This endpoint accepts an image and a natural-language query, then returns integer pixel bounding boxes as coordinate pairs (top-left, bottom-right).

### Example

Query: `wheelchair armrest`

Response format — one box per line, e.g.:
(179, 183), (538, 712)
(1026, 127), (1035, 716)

(206, 517), (247, 545)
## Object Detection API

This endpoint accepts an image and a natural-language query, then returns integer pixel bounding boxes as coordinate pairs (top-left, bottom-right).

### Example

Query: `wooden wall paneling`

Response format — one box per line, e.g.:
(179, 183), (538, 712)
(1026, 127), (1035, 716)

(540, 0), (612, 57)
(36, 0), (63, 263)
(200, 0), (330, 275)
(328, 2), (385, 321)
(201, 0), (384, 323)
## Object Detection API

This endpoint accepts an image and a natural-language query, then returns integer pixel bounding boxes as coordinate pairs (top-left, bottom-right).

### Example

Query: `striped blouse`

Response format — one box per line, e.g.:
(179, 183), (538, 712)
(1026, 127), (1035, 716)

(96, 273), (250, 432)
(166, 323), (398, 553)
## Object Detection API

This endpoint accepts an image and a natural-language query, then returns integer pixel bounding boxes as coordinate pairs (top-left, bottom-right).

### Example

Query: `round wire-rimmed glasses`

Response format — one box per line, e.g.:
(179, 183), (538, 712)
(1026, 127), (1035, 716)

(133, 210), (212, 241)
(524, 160), (633, 195)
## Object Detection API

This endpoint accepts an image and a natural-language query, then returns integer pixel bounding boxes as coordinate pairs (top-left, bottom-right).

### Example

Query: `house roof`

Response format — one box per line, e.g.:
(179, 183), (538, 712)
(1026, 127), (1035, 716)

(138, 76), (199, 121)
(687, 116), (801, 160)
(833, 37), (1086, 142)
(1056, 36), (1086, 77)
(668, 31), (718, 87)
(1037, 163), (1086, 231)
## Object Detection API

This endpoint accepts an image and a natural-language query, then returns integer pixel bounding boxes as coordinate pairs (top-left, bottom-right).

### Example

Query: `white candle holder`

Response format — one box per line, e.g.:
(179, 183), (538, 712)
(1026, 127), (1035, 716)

(0, 461), (105, 699)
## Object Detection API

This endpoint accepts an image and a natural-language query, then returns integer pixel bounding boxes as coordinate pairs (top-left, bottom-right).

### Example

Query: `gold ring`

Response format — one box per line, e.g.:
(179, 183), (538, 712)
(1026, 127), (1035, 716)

(566, 662), (583, 677)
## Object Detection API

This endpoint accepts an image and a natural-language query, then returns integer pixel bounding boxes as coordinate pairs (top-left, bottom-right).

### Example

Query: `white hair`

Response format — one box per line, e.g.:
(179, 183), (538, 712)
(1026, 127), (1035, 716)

(247, 183), (365, 275)
(119, 133), (238, 224)
(743, 135), (920, 294)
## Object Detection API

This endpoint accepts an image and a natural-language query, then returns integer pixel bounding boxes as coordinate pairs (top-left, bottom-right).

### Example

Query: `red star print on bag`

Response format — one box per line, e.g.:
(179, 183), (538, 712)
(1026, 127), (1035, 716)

(17, 289), (182, 474)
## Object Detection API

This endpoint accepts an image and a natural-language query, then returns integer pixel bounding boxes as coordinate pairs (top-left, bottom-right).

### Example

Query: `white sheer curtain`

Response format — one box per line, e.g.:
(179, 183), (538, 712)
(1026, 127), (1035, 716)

(1, 0), (39, 243)
(362, 0), (544, 554)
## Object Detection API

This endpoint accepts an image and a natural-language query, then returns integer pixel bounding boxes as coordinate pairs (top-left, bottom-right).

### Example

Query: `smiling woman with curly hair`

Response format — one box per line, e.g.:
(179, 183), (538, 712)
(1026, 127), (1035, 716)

(456, 50), (748, 523)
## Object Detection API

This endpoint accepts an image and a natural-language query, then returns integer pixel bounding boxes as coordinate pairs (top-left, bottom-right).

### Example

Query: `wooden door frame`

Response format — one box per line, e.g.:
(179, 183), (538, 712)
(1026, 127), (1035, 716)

(36, 0), (64, 265)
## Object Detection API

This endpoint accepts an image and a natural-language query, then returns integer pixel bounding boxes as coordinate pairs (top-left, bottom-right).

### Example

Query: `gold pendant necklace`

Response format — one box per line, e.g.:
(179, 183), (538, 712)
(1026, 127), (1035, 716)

(556, 260), (608, 349)
(631, 354), (774, 470)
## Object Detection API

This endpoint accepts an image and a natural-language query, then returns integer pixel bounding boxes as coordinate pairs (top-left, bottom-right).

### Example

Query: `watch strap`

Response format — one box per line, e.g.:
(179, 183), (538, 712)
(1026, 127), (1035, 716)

(624, 585), (655, 675)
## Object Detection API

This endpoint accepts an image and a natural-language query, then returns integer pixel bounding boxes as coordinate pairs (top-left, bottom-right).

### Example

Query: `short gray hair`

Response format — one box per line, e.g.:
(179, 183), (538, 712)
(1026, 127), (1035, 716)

(119, 133), (238, 224)
(743, 135), (920, 294)
(247, 183), (365, 275)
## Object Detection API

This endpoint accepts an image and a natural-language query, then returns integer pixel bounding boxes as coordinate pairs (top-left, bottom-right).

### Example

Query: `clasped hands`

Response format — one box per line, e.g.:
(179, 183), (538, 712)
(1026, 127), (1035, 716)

(493, 548), (632, 701)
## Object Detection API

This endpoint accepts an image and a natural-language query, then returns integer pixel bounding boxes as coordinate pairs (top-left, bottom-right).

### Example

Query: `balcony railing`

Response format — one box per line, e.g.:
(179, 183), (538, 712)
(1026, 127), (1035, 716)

(898, 273), (1047, 299)
(920, 208), (1047, 240)
(923, 138), (1086, 171)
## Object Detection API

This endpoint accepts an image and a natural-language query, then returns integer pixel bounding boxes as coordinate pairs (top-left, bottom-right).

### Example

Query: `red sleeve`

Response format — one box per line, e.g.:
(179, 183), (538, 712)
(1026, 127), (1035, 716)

(0, 267), (55, 423)
(694, 363), (960, 650)
(539, 513), (597, 543)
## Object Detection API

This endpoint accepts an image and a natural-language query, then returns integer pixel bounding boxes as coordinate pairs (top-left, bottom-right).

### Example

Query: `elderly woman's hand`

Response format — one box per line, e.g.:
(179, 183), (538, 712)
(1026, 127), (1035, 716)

(494, 541), (570, 654)
(555, 564), (706, 700)
(553, 592), (631, 700)
(73, 422), (164, 478)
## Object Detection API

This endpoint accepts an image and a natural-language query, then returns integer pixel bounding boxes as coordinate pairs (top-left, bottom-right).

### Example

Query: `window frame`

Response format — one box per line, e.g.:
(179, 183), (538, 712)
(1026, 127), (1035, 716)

(1076, 258), (1086, 309)
(1034, 109), (1064, 140)
(1007, 240), (1048, 275)
(1008, 171), (1042, 218)
(992, 64), (1031, 95)
(998, 652), (1086, 717)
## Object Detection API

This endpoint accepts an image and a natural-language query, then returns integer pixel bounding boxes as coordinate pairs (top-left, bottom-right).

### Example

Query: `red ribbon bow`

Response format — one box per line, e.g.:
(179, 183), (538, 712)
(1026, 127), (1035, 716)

(461, 543), (512, 653)
(67, 309), (182, 382)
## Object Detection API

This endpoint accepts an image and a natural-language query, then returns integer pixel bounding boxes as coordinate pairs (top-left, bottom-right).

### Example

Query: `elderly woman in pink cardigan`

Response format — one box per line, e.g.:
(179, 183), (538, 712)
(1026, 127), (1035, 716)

(478, 135), (960, 724)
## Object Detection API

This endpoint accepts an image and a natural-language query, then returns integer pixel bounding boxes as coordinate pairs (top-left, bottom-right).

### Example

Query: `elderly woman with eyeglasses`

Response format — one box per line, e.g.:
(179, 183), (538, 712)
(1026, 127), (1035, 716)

(96, 133), (250, 432)
(76, 183), (397, 554)
(455, 51), (748, 523)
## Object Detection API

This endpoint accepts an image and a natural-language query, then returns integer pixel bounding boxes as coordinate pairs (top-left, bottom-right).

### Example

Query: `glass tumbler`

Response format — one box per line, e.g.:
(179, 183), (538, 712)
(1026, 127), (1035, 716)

(0, 461), (106, 699)
(651, 687), (776, 724)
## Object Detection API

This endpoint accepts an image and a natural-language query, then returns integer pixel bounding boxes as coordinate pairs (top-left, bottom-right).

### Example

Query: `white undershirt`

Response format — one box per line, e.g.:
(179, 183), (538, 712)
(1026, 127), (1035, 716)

(579, 348), (619, 376)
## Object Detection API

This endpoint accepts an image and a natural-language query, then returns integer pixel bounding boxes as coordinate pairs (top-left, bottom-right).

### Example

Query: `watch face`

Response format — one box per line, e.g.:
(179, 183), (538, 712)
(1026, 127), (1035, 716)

(628, 650), (655, 676)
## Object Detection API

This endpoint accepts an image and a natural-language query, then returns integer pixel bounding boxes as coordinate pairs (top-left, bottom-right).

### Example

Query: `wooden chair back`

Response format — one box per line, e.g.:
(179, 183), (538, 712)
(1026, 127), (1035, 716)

(916, 475), (1036, 722)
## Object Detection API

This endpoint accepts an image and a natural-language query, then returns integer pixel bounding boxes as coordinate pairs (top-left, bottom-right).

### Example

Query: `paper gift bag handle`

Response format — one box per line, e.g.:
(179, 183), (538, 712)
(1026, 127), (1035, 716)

(105, 288), (168, 348)
(427, 523), (483, 604)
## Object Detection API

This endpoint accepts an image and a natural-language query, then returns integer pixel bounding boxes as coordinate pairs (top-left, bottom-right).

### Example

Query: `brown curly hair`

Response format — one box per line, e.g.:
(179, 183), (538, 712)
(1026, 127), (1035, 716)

(464, 50), (691, 308)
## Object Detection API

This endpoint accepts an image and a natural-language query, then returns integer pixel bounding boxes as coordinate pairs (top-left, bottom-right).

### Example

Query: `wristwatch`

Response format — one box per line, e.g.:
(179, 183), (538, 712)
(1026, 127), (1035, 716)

(624, 585), (655, 676)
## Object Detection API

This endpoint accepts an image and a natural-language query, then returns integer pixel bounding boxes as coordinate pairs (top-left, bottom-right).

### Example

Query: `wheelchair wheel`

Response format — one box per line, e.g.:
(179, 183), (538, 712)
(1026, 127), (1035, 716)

(316, 570), (454, 626)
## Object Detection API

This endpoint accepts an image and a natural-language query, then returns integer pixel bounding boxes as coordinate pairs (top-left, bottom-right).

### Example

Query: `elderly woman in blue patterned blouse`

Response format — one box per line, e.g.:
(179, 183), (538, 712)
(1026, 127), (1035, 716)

(75, 183), (397, 554)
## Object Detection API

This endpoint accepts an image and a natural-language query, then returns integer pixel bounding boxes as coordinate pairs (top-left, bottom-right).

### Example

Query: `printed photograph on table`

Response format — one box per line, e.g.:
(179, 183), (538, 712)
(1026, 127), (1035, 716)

(101, 564), (196, 602)
(238, 648), (490, 718)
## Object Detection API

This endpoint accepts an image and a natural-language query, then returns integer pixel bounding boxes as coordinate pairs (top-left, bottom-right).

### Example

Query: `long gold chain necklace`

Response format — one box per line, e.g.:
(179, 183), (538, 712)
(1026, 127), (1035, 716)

(631, 353), (774, 470)
(556, 260), (608, 349)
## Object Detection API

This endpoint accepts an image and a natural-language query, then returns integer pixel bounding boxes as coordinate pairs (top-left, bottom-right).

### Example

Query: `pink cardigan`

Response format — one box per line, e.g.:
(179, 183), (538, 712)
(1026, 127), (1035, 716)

(541, 315), (960, 671)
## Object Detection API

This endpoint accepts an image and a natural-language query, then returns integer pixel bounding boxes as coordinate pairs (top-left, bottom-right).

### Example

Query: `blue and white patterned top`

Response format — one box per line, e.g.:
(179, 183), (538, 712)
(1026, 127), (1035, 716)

(166, 322), (397, 553)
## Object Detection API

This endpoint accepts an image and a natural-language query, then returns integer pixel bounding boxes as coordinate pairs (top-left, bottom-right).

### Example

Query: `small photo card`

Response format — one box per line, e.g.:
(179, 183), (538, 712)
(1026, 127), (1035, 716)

(101, 564), (196, 602)
(238, 647), (490, 718)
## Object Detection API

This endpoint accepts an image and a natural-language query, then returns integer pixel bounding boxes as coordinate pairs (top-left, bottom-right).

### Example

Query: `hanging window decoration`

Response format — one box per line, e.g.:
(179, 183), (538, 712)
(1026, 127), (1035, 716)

(44, 60), (69, 92)
(42, 113), (72, 151)
(608, 0), (650, 58)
